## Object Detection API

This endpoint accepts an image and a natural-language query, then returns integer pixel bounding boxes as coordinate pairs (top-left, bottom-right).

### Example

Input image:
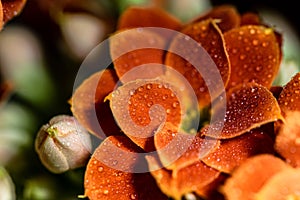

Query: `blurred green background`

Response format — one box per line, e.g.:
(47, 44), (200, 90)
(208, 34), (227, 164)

(0, 0), (299, 199)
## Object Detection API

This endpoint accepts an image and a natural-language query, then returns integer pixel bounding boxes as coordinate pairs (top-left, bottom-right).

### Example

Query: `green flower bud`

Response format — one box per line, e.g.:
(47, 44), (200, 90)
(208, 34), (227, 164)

(35, 115), (92, 174)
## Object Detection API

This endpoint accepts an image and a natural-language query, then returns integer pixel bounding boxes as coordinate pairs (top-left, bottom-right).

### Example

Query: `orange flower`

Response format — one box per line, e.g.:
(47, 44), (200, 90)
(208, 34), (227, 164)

(69, 4), (297, 200)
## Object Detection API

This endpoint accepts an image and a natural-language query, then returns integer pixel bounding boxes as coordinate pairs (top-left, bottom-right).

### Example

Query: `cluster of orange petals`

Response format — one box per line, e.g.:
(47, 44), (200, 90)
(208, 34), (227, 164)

(0, 0), (27, 30)
(70, 5), (300, 200)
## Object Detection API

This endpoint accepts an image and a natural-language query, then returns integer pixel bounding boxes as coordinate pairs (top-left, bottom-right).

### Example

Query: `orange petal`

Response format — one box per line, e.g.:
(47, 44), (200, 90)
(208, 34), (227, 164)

(117, 6), (182, 31)
(70, 69), (121, 139)
(84, 135), (168, 200)
(203, 83), (283, 139)
(109, 79), (182, 151)
(202, 128), (275, 173)
(165, 18), (230, 108)
(255, 168), (300, 200)
(277, 72), (300, 116)
(192, 4), (240, 32)
(0, 2), (3, 30)
(154, 122), (219, 171)
(275, 111), (300, 167)
(146, 155), (220, 200)
(221, 154), (291, 200)
(1, 0), (27, 24)
(224, 25), (281, 88)
(110, 28), (166, 83)
(240, 12), (261, 26)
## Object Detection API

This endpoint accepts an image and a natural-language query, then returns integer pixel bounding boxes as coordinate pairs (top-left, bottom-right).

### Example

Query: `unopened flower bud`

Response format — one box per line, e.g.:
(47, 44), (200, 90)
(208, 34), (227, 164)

(35, 115), (92, 173)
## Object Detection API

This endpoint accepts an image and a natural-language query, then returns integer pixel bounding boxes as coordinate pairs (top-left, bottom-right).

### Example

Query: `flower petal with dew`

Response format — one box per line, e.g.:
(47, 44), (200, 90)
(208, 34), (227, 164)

(192, 4), (240, 32)
(0, 0), (27, 30)
(146, 155), (220, 200)
(221, 154), (291, 200)
(240, 12), (261, 26)
(117, 6), (182, 31)
(224, 25), (281, 88)
(70, 69), (120, 139)
(275, 111), (300, 167)
(109, 28), (166, 83)
(165, 18), (230, 108)
(255, 168), (300, 200)
(277, 72), (300, 117)
(84, 135), (167, 200)
(203, 83), (283, 139)
(154, 122), (219, 171)
(202, 128), (275, 173)
(109, 79), (183, 152)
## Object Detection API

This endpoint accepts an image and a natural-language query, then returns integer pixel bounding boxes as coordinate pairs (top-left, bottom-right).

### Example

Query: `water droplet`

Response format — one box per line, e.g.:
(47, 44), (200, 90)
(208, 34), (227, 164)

(239, 54), (246, 60)
(103, 189), (109, 195)
(147, 101), (153, 107)
(129, 90), (135, 96)
(130, 194), (137, 199)
(172, 102), (178, 108)
(184, 35), (190, 41)
(112, 160), (118, 166)
(98, 167), (104, 172)
(262, 42), (268, 47)
(249, 29), (256, 34)
(252, 40), (258, 46)
(295, 138), (300, 145)
(290, 147), (297, 154)
(136, 87), (143, 93)
(255, 66), (262, 72)
(146, 84), (152, 90)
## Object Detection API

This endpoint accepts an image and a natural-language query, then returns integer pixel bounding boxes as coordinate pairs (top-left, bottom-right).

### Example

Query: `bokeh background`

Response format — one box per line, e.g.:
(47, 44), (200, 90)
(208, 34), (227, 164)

(0, 0), (299, 199)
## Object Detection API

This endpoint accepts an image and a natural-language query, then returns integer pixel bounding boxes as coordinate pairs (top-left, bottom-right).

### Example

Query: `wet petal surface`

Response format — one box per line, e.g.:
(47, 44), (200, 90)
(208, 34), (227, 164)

(154, 123), (219, 171)
(84, 135), (168, 200)
(109, 79), (182, 151)
(192, 4), (240, 32)
(202, 129), (275, 173)
(1, 0), (26, 25)
(165, 19), (230, 108)
(224, 25), (281, 88)
(275, 111), (300, 167)
(146, 155), (220, 200)
(110, 28), (166, 83)
(221, 154), (290, 200)
(277, 72), (300, 116)
(203, 83), (283, 139)
(256, 168), (300, 200)
(71, 69), (120, 139)
(117, 6), (182, 31)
